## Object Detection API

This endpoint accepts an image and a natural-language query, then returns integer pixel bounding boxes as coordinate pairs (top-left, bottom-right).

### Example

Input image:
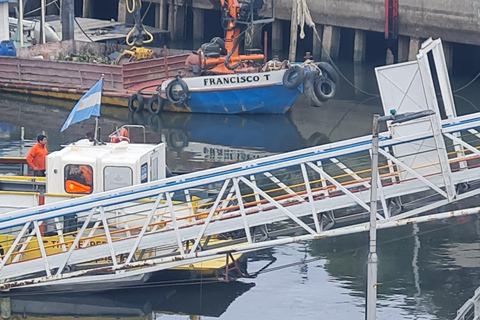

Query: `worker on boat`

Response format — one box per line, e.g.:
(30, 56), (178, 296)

(79, 165), (93, 186)
(110, 127), (129, 143)
(66, 165), (91, 194)
(26, 134), (48, 177)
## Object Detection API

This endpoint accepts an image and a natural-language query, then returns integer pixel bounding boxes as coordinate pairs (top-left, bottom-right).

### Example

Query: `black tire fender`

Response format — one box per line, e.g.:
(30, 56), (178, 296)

(147, 94), (164, 114)
(317, 61), (339, 84)
(167, 129), (189, 149)
(303, 70), (325, 107)
(148, 114), (163, 133)
(282, 66), (306, 89)
(128, 93), (144, 113)
(128, 110), (145, 125)
(314, 76), (336, 101)
(166, 78), (189, 105)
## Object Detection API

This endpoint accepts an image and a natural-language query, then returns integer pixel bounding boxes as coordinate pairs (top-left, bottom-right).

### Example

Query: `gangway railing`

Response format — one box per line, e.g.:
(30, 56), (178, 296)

(2, 110), (480, 290)
(454, 286), (480, 320)
(3, 38), (480, 292)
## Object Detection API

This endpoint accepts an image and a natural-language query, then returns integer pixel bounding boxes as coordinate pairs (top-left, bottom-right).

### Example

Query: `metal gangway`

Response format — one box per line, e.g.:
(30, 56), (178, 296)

(2, 38), (480, 291)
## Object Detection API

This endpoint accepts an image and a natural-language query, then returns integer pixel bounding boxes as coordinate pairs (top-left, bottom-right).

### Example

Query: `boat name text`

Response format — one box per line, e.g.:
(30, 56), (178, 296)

(203, 74), (271, 86)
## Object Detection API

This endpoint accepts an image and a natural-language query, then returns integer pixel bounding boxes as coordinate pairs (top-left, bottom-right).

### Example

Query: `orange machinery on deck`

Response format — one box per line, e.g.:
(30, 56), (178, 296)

(200, 0), (271, 74)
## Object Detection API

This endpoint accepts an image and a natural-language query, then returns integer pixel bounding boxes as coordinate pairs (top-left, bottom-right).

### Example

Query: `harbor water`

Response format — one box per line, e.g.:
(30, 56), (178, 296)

(1, 60), (480, 319)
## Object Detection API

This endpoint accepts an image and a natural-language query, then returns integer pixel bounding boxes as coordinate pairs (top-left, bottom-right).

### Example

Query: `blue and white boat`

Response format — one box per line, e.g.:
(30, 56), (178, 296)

(158, 69), (302, 114)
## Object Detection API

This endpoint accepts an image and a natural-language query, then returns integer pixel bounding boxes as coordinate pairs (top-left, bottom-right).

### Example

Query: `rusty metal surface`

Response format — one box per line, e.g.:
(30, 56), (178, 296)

(122, 54), (190, 88)
(0, 53), (189, 94)
(0, 57), (124, 90)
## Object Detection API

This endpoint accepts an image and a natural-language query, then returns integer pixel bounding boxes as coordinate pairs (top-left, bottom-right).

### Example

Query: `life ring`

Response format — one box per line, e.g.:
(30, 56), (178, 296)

(303, 70), (325, 108)
(166, 78), (189, 105)
(317, 61), (339, 84)
(147, 94), (164, 114)
(282, 65), (306, 89)
(110, 127), (130, 143)
(314, 76), (336, 101)
(128, 93), (144, 112)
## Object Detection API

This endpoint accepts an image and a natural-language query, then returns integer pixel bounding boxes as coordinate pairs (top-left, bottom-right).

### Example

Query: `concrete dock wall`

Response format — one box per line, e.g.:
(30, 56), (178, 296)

(188, 0), (480, 46)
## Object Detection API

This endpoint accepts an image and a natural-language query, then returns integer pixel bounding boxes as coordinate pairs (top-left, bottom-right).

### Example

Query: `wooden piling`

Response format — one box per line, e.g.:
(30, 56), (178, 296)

(353, 29), (366, 64)
(397, 35), (410, 62)
(443, 41), (453, 72)
(159, 0), (167, 30)
(288, 0), (298, 62)
(408, 37), (421, 61)
(118, 0), (127, 23)
(312, 24), (323, 61)
(82, 0), (93, 18)
(193, 8), (205, 45)
(168, 0), (175, 39)
(271, 20), (283, 57)
(321, 25), (341, 62)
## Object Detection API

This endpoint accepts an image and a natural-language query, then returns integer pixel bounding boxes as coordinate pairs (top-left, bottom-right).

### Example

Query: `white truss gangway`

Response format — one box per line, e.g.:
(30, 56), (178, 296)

(2, 38), (480, 291)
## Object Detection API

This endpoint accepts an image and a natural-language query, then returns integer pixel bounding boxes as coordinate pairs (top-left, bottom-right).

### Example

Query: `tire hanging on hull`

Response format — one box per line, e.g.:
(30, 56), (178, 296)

(166, 78), (189, 105)
(303, 70), (325, 107)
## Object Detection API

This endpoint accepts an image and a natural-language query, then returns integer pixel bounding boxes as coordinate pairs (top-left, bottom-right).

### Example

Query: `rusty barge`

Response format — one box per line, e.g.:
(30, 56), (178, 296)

(0, 40), (189, 108)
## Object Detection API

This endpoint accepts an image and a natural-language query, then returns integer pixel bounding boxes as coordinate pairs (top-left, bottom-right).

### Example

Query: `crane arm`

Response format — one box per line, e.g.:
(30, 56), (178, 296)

(125, 0), (153, 47)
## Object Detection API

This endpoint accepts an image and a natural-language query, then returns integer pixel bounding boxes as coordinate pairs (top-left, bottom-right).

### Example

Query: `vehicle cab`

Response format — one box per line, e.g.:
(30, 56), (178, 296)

(46, 139), (166, 197)
(0, 126), (167, 213)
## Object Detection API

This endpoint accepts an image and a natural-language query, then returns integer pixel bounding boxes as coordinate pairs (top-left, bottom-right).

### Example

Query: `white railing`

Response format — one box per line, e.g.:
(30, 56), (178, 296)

(2, 112), (480, 290)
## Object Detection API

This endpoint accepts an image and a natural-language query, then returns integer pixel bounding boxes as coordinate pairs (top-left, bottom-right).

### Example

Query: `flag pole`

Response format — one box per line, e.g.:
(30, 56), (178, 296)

(94, 74), (105, 143)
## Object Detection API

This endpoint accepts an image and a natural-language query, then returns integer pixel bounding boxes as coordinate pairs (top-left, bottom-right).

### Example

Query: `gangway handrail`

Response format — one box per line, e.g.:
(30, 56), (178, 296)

(2, 112), (480, 290)
(3, 113), (480, 229)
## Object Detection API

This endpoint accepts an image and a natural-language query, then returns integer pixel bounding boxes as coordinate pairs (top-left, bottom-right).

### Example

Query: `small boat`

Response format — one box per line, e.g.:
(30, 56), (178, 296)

(138, 41), (339, 115)
(0, 82), (247, 287)
(133, 0), (338, 115)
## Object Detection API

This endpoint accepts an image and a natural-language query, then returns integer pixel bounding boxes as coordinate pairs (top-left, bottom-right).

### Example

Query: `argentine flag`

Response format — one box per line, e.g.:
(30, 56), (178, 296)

(61, 78), (103, 132)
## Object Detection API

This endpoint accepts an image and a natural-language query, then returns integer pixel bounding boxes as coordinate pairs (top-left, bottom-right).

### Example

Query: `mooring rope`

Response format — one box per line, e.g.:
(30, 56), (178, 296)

(293, 0), (379, 97)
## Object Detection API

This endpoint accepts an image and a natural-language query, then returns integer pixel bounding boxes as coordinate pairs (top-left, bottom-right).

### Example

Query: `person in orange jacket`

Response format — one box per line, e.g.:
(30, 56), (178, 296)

(79, 165), (93, 186)
(26, 134), (48, 177)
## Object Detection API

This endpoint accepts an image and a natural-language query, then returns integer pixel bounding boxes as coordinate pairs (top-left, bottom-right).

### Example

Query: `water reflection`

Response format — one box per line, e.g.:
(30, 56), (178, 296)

(0, 281), (255, 319)
(143, 112), (325, 172)
(308, 215), (480, 319)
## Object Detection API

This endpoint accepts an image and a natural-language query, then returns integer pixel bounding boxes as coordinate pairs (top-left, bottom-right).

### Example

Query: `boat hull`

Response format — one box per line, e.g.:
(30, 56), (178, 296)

(161, 69), (303, 114)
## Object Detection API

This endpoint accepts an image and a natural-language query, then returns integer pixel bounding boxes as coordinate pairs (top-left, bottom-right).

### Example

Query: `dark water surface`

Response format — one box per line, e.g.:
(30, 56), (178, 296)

(1, 61), (480, 319)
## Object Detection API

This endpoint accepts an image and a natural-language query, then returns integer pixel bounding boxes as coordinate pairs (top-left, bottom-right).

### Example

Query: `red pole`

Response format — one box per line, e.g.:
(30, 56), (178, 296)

(392, 0), (399, 39)
(385, 0), (389, 39)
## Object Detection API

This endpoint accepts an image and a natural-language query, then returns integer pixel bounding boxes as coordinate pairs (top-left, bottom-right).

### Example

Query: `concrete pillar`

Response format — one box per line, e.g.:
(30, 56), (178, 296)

(397, 35), (410, 62)
(82, 0), (93, 18)
(321, 25), (341, 62)
(0, 2), (8, 42)
(192, 8), (204, 45)
(353, 29), (366, 64)
(61, 0), (75, 41)
(172, 5), (185, 41)
(168, 0), (174, 38)
(443, 41), (453, 72)
(408, 37), (421, 61)
(0, 297), (11, 320)
(385, 48), (394, 65)
(312, 24), (323, 61)
(118, 0), (127, 23)
(271, 20), (283, 57)
(157, 0), (167, 30)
